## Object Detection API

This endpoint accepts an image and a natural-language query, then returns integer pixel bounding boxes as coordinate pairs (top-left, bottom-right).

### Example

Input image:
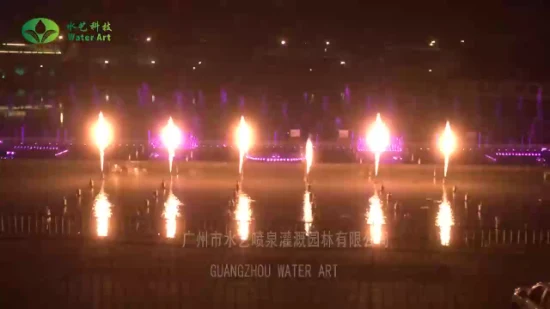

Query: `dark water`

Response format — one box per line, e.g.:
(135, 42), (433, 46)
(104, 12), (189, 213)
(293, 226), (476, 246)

(1, 160), (550, 308)
(1, 160), (549, 246)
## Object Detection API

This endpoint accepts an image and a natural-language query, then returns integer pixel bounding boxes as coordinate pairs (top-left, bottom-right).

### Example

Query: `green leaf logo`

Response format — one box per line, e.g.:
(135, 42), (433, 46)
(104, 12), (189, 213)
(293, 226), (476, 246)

(21, 18), (59, 44)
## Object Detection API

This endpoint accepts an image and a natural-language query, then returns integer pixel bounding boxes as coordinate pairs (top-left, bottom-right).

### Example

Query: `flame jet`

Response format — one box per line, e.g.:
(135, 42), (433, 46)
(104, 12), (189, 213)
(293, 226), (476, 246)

(161, 117), (182, 174)
(92, 112), (113, 174)
(235, 116), (252, 176)
(366, 113), (390, 176)
(438, 121), (457, 178)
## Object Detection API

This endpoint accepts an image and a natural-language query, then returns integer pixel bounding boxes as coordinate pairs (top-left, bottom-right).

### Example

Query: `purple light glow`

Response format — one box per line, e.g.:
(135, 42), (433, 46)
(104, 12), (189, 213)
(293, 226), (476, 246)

(485, 154), (497, 162)
(150, 133), (198, 150)
(246, 154), (303, 162)
(13, 146), (59, 150)
(357, 137), (403, 152)
(494, 152), (541, 157)
(54, 149), (69, 157)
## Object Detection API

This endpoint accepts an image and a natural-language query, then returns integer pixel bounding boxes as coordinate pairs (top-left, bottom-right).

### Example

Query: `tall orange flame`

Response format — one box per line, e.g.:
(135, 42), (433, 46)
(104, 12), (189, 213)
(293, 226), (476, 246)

(235, 116), (252, 174)
(161, 117), (182, 173)
(366, 113), (390, 176)
(438, 121), (456, 178)
(92, 112), (113, 172)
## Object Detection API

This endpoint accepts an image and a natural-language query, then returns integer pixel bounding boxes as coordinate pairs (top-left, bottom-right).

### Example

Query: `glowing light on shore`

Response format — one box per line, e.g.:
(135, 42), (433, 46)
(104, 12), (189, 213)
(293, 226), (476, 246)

(305, 137), (313, 176)
(235, 191), (252, 241)
(436, 188), (454, 246)
(366, 113), (390, 176)
(163, 191), (181, 239)
(92, 112), (113, 173)
(93, 186), (112, 237)
(438, 121), (457, 178)
(303, 190), (313, 235)
(367, 193), (385, 245)
(161, 117), (182, 173)
(235, 116), (252, 175)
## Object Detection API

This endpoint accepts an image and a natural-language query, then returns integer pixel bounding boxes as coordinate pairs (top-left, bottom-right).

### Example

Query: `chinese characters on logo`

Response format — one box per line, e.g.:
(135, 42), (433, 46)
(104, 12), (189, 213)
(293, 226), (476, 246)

(66, 21), (112, 42)
(182, 230), (388, 248)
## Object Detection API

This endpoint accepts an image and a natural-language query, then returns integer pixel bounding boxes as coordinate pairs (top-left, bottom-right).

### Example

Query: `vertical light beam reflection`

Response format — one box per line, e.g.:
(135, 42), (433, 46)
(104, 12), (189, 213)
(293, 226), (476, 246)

(235, 191), (252, 241)
(93, 184), (112, 237)
(436, 188), (454, 246)
(367, 193), (386, 245)
(163, 190), (181, 239)
(303, 190), (313, 235)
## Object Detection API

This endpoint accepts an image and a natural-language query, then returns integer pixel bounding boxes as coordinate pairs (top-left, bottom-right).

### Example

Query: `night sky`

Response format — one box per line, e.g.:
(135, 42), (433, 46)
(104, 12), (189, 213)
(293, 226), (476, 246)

(1, 0), (549, 79)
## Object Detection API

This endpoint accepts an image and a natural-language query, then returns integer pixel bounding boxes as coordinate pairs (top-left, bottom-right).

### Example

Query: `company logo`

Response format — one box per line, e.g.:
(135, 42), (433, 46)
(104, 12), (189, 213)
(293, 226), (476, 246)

(67, 21), (112, 42)
(21, 18), (60, 44)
